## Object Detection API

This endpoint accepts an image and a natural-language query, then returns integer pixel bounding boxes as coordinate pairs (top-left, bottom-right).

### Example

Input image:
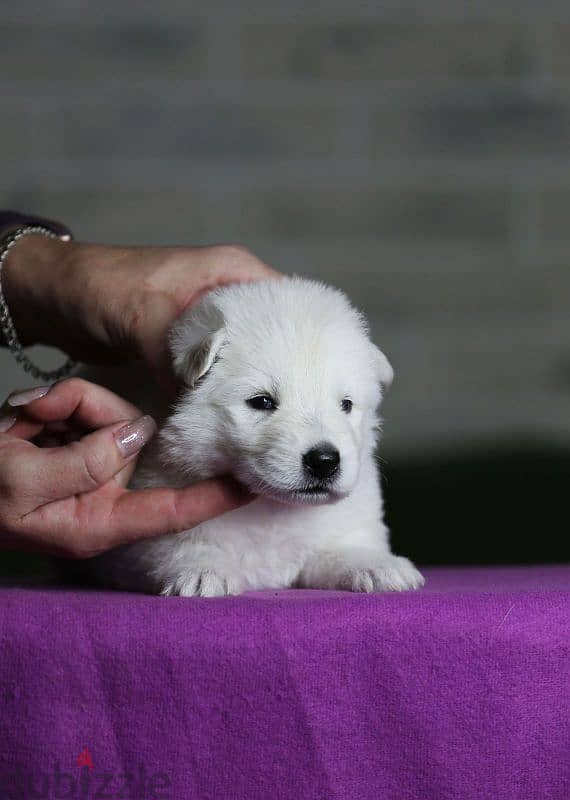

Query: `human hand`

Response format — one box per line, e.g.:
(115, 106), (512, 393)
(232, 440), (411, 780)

(3, 237), (279, 387)
(0, 378), (251, 558)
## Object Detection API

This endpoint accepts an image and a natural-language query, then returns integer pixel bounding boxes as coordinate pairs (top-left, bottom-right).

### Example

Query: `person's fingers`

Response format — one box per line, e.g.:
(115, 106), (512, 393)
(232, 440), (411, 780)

(0, 408), (21, 435)
(0, 409), (86, 444)
(112, 460), (138, 489)
(9, 378), (142, 429)
(20, 477), (253, 558)
(139, 248), (281, 387)
(0, 411), (43, 442)
(106, 478), (253, 548)
(0, 378), (143, 445)
(23, 415), (157, 503)
(133, 291), (182, 392)
(182, 247), (281, 308)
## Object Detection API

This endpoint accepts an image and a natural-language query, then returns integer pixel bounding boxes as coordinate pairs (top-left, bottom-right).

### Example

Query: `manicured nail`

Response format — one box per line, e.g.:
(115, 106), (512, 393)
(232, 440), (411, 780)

(114, 415), (157, 458)
(0, 413), (17, 433)
(7, 385), (50, 407)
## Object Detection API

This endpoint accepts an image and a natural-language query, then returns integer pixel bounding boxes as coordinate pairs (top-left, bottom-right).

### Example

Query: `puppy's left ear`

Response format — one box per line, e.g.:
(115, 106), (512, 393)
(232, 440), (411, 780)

(371, 345), (394, 391)
(173, 328), (226, 388)
(169, 304), (226, 388)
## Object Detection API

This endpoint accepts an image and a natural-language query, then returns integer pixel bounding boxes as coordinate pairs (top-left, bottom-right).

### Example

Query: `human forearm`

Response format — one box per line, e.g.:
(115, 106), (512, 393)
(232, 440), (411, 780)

(0, 210), (77, 354)
(1, 211), (279, 381)
(1, 231), (77, 349)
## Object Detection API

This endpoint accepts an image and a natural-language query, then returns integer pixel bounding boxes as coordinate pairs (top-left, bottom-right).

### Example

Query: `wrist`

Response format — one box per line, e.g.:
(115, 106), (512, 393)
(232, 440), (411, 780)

(2, 233), (78, 348)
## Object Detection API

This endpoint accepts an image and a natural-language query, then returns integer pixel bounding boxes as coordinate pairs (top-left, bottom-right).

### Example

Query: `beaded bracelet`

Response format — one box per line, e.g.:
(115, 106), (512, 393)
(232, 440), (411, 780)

(0, 226), (76, 381)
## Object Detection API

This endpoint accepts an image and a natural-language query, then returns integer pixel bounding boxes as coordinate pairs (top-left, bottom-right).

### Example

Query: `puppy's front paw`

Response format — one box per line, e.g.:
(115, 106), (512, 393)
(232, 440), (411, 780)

(339, 554), (424, 593)
(299, 551), (424, 593)
(160, 568), (244, 598)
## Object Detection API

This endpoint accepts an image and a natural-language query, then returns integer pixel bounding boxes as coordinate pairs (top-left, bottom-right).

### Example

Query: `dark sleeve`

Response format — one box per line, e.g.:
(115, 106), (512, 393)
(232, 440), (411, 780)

(0, 212), (27, 347)
(0, 210), (72, 238)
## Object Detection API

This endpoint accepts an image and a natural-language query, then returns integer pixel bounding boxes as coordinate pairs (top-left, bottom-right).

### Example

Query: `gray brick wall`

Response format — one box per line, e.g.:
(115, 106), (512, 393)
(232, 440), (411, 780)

(1, 1), (568, 456)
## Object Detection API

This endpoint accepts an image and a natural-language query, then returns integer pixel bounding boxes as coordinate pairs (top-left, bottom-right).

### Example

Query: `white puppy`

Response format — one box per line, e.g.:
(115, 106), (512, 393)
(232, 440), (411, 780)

(98, 277), (424, 596)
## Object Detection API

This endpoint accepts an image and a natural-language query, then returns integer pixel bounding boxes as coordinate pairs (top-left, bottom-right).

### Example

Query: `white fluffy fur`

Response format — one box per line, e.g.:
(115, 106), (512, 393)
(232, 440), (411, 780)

(97, 277), (424, 597)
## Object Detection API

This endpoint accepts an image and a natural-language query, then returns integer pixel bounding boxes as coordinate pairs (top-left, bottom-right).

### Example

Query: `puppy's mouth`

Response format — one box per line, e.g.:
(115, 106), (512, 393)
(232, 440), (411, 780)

(292, 484), (333, 500)
(249, 478), (343, 506)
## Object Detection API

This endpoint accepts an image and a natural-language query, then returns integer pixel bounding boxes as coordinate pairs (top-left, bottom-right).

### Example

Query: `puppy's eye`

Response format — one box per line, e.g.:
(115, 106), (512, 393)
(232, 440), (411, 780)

(341, 398), (353, 414)
(246, 395), (277, 411)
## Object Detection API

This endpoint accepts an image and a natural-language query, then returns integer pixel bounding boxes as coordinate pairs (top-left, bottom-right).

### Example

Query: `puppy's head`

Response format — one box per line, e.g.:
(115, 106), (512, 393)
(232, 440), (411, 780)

(162, 278), (392, 505)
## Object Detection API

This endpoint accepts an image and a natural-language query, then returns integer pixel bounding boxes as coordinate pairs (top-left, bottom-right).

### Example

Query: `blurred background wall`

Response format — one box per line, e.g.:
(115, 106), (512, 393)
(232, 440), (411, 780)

(1, 1), (568, 564)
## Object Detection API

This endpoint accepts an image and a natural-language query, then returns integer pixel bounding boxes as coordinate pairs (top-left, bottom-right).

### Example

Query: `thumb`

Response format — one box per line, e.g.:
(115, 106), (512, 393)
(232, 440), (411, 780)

(29, 415), (157, 502)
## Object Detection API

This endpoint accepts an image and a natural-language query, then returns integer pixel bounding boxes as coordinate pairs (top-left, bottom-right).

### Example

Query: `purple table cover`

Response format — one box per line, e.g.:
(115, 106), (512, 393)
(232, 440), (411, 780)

(0, 566), (569, 800)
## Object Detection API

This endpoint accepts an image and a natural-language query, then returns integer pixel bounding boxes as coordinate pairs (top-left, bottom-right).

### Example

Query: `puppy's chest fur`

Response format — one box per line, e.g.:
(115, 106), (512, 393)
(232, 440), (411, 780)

(115, 446), (381, 596)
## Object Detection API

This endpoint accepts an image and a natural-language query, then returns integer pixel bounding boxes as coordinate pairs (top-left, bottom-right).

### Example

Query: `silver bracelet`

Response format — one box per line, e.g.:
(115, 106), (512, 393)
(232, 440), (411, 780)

(0, 225), (76, 381)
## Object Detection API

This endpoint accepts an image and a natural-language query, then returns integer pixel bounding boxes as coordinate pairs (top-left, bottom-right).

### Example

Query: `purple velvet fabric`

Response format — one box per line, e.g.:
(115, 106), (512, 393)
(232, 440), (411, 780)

(0, 566), (569, 800)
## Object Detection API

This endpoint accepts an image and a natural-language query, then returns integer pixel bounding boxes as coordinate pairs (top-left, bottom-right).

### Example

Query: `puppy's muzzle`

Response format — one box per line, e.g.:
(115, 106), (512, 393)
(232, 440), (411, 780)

(302, 443), (340, 482)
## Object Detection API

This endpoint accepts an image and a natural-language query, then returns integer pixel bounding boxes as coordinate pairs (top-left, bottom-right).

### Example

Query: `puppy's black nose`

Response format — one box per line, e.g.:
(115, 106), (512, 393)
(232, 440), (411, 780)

(303, 443), (340, 480)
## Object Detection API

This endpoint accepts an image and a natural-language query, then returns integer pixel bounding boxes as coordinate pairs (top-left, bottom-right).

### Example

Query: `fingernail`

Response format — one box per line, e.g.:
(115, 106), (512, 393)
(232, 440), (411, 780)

(115, 415), (157, 458)
(7, 385), (50, 407)
(0, 413), (17, 433)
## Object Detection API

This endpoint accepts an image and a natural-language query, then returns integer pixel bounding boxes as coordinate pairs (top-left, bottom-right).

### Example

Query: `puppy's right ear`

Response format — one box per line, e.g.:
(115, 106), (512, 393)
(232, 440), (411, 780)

(169, 305), (226, 388)
(371, 344), (394, 392)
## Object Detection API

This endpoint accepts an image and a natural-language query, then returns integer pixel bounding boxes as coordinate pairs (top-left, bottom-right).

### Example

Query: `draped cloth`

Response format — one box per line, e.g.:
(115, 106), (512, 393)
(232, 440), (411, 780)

(0, 566), (568, 799)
